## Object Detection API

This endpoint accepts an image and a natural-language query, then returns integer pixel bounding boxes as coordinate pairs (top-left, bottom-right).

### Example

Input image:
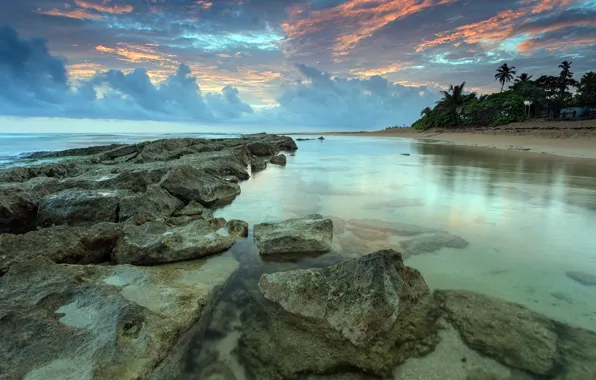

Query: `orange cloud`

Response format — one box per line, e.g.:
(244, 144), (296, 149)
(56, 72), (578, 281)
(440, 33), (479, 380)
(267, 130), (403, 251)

(37, 8), (102, 19)
(96, 43), (176, 64)
(519, 35), (596, 52)
(350, 62), (414, 77)
(416, 0), (576, 51)
(68, 62), (105, 78)
(283, 0), (456, 56)
(74, 0), (133, 14)
(196, 0), (213, 9)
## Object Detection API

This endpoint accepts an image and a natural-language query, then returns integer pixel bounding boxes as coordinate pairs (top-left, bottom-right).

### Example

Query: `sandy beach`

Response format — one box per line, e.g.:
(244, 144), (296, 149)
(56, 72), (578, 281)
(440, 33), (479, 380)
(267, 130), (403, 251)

(302, 119), (596, 160)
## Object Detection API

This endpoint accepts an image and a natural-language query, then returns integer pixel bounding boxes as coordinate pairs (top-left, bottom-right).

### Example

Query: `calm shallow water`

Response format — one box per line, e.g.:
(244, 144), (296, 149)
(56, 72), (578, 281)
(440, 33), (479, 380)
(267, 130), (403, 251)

(215, 136), (596, 332)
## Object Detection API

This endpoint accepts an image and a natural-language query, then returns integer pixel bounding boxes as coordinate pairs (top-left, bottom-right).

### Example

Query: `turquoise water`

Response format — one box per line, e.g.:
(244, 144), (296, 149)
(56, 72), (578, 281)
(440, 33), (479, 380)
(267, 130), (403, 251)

(215, 136), (596, 332)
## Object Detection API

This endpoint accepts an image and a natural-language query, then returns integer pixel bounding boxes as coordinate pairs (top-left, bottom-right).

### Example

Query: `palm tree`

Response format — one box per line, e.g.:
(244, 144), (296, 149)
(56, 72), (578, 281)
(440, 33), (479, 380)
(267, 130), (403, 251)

(495, 63), (516, 92)
(437, 81), (472, 123)
(514, 73), (533, 85)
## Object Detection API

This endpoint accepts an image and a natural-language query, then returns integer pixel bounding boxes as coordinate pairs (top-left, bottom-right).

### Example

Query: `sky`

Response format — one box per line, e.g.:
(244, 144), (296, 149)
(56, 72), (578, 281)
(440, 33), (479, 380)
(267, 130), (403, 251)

(0, 0), (595, 130)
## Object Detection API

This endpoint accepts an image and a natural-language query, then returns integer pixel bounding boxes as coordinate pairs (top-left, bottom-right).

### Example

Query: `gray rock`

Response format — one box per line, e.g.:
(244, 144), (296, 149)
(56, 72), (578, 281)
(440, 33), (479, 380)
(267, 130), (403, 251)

(248, 142), (275, 157)
(0, 253), (239, 380)
(400, 232), (469, 255)
(253, 214), (333, 256)
(435, 290), (558, 375)
(118, 185), (183, 223)
(240, 249), (440, 378)
(174, 200), (205, 217)
(270, 154), (287, 166)
(113, 218), (247, 265)
(0, 187), (38, 234)
(348, 218), (437, 236)
(0, 162), (83, 183)
(222, 175), (240, 183)
(318, 136), (325, 140)
(160, 166), (241, 207)
(251, 157), (267, 172)
(0, 222), (121, 275)
(566, 271), (596, 286)
(37, 188), (123, 227)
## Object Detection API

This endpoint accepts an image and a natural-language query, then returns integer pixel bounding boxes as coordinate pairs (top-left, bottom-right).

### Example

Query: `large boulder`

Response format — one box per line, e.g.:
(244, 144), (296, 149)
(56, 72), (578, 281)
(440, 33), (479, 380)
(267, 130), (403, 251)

(160, 166), (241, 207)
(0, 252), (239, 380)
(240, 250), (440, 378)
(251, 156), (267, 172)
(0, 187), (38, 234)
(247, 142), (276, 157)
(118, 185), (184, 223)
(0, 222), (122, 275)
(253, 214), (333, 256)
(37, 188), (123, 227)
(113, 218), (248, 265)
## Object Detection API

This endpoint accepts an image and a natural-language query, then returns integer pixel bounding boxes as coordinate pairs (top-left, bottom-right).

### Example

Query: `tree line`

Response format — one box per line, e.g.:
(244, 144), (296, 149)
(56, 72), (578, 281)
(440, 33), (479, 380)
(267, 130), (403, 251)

(413, 61), (596, 130)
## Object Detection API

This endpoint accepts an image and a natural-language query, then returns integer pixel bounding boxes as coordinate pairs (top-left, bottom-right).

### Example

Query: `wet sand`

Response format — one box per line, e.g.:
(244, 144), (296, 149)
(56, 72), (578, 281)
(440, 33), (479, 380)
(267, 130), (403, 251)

(297, 119), (596, 160)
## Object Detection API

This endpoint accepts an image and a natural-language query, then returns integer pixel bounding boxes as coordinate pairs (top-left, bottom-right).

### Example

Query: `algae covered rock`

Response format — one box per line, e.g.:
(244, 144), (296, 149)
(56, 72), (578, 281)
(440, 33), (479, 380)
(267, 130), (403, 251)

(253, 214), (333, 256)
(239, 249), (440, 378)
(400, 232), (469, 255)
(270, 154), (287, 166)
(113, 218), (248, 265)
(0, 187), (38, 234)
(160, 166), (241, 206)
(118, 185), (183, 223)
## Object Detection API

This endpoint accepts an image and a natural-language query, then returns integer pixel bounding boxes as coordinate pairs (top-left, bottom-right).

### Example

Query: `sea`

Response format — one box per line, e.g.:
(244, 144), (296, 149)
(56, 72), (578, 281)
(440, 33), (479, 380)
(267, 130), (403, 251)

(1, 132), (596, 378)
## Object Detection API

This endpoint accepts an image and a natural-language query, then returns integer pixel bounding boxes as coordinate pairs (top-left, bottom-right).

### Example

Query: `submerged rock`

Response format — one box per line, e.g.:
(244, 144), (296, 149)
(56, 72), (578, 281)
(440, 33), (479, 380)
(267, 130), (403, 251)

(253, 214), (333, 256)
(118, 185), (184, 223)
(435, 290), (596, 378)
(113, 218), (248, 265)
(240, 250), (440, 378)
(270, 154), (287, 166)
(0, 222), (122, 275)
(347, 218), (437, 236)
(566, 271), (596, 286)
(0, 187), (38, 234)
(37, 188), (123, 227)
(400, 232), (469, 255)
(160, 166), (241, 207)
(251, 156), (267, 172)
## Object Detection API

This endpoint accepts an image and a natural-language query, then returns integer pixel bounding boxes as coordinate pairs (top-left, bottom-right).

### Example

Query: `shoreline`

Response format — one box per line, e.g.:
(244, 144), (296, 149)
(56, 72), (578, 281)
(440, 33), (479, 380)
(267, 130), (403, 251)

(295, 119), (596, 160)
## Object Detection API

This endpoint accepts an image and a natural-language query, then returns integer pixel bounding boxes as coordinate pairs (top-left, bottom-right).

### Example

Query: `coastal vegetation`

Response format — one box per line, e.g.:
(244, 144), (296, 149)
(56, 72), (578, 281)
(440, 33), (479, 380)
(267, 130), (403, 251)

(413, 61), (596, 130)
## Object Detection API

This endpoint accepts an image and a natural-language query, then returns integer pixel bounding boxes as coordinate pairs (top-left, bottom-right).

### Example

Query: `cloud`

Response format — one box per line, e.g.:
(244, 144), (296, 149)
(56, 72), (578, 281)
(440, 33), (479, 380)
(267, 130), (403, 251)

(37, 0), (133, 19)
(264, 64), (441, 128)
(0, 27), (253, 122)
(74, 0), (133, 14)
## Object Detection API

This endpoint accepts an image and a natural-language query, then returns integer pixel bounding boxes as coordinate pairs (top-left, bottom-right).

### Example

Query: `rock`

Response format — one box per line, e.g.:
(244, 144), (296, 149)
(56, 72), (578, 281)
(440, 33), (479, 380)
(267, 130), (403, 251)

(37, 188), (123, 228)
(347, 227), (389, 241)
(222, 175), (239, 183)
(296, 138), (315, 141)
(240, 249), (440, 378)
(0, 187), (38, 234)
(226, 219), (249, 238)
(174, 200), (205, 217)
(118, 185), (183, 224)
(401, 153), (411, 156)
(253, 214), (333, 256)
(566, 271), (596, 286)
(22, 144), (128, 159)
(318, 136), (325, 140)
(100, 168), (169, 193)
(348, 218), (437, 236)
(251, 157), (267, 172)
(160, 166), (241, 207)
(328, 216), (346, 234)
(0, 222), (122, 275)
(400, 232), (469, 255)
(0, 162), (83, 183)
(0, 253), (239, 380)
(113, 218), (247, 265)
(435, 290), (558, 375)
(270, 154), (287, 166)
(248, 142), (275, 157)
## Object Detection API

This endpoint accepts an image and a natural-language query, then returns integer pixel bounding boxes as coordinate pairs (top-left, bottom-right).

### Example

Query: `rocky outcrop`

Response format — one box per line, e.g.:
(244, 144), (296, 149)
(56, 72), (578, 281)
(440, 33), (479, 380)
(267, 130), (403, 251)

(173, 200), (205, 217)
(0, 187), (38, 234)
(0, 253), (239, 380)
(113, 218), (248, 265)
(400, 232), (469, 255)
(240, 250), (440, 378)
(251, 156), (267, 172)
(435, 290), (596, 378)
(0, 222), (122, 275)
(160, 166), (241, 206)
(253, 214), (333, 256)
(118, 185), (183, 223)
(37, 188), (124, 227)
(270, 154), (287, 166)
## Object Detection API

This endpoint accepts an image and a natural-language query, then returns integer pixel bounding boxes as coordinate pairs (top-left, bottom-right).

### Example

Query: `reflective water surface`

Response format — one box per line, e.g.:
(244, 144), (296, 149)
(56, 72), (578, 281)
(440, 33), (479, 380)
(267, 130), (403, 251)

(216, 136), (596, 331)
